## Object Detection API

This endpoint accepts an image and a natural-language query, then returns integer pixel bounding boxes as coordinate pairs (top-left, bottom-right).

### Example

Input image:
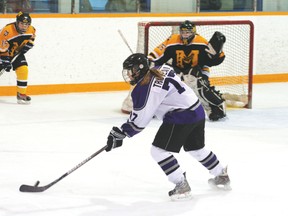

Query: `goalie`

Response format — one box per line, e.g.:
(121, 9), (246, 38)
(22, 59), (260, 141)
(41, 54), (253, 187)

(121, 20), (226, 121)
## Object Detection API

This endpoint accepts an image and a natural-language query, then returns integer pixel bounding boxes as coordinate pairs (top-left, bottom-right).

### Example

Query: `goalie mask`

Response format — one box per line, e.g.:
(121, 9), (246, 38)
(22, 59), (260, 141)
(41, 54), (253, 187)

(16, 11), (32, 34)
(179, 20), (196, 45)
(122, 53), (149, 86)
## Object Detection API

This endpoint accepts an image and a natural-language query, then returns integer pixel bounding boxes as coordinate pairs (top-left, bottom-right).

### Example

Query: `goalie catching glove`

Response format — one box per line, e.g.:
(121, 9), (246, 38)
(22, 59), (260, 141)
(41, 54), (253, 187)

(106, 127), (126, 152)
(205, 31), (226, 59)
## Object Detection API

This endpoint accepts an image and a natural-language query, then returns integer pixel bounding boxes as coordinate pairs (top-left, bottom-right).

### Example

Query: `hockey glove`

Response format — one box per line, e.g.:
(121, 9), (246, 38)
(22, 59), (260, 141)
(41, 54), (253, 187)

(106, 127), (126, 152)
(22, 40), (34, 54)
(205, 31), (226, 59)
(0, 56), (12, 72)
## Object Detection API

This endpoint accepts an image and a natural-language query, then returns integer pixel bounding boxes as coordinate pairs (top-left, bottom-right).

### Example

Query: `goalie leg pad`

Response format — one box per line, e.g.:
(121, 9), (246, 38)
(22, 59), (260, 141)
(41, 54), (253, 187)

(197, 78), (224, 107)
(178, 73), (226, 121)
(121, 95), (133, 114)
(180, 74), (213, 115)
(197, 78), (226, 121)
(209, 103), (226, 121)
(121, 86), (134, 114)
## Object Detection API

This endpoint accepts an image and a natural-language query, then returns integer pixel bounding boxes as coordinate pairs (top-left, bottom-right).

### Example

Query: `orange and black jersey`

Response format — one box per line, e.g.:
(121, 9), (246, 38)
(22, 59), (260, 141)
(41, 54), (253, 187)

(148, 34), (225, 73)
(0, 22), (36, 58)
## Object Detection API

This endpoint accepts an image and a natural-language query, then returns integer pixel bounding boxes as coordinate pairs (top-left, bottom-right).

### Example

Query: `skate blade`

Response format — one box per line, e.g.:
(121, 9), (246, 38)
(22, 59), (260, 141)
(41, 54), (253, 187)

(17, 100), (31, 105)
(208, 182), (232, 191)
(170, 192), (193, 201)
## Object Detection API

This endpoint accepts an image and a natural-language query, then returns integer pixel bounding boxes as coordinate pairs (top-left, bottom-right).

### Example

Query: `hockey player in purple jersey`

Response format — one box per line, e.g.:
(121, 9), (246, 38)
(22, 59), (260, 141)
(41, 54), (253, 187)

(105, 53), (231, 200)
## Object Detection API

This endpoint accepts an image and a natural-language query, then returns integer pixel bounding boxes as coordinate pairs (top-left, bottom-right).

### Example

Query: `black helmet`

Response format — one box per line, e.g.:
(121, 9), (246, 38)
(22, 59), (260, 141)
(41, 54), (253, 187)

(122, 53), (149, 85)
(179, 20), (196, 45)
(16, 12), (31, 34)
(16, 11), (32, 24)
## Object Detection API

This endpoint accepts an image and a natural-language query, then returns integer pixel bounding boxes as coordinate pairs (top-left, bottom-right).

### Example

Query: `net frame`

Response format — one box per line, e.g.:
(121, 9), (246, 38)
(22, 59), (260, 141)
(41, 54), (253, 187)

(136, 20), (254, 108)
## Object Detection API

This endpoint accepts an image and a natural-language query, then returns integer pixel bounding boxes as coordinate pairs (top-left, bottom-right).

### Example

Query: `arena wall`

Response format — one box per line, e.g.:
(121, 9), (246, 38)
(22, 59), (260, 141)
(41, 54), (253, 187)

(0, 12), (288, 95)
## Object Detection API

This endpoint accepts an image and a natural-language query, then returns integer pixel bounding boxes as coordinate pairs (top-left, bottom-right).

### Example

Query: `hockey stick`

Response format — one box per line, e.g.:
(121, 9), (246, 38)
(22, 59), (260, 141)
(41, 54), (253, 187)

(117, 29), (134, 54)
(19, 145), (108, 193)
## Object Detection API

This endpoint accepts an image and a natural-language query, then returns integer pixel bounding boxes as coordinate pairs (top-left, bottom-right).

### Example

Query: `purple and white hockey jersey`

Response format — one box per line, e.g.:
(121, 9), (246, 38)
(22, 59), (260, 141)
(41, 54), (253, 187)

(121, 64), (205, 137)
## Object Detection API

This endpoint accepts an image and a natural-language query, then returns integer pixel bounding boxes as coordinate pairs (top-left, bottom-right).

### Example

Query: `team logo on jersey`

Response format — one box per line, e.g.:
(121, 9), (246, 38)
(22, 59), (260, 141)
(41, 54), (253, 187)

(176, 50), (195, 68)
(183, 55), (193, 64)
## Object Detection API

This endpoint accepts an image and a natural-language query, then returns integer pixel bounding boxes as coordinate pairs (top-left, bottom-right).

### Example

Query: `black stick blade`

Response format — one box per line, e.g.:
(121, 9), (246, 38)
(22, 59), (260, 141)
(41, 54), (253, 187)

(19, 146), (107, 193)
(19, 184), (48, 192)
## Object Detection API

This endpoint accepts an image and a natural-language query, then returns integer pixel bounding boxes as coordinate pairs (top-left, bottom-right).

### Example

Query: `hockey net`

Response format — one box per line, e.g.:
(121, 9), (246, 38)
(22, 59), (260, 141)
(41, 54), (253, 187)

(136, 20), (254, 108)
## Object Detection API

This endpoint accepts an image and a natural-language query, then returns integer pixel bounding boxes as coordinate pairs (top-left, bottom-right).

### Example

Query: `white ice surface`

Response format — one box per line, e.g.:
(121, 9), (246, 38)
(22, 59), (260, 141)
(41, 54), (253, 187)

(0, 83), (288, 216)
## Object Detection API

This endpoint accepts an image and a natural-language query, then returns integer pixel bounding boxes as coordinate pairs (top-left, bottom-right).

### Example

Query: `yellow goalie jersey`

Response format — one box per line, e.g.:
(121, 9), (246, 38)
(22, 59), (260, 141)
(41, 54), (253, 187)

(148, 33), (225, 73)
(0, 22), (36, 58)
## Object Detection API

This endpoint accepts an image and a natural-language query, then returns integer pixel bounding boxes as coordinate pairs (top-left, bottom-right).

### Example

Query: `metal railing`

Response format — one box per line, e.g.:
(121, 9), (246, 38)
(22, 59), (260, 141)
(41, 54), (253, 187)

(0, 0), (286, 14)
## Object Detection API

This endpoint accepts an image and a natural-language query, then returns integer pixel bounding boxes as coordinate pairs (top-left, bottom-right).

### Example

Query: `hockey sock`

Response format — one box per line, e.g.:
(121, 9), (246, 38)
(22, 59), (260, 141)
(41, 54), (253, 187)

(16, 65), (29, 94)
(189, 147), (223, 176)
(151, 146), (185, 184)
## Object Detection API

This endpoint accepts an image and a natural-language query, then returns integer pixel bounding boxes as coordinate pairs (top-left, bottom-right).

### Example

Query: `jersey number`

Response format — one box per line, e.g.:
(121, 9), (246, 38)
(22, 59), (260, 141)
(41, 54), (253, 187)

(162, 77), (185, 94)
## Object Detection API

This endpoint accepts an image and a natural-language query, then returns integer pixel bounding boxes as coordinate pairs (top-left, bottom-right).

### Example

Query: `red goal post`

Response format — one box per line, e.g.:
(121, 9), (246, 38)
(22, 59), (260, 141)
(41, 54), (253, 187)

(136, 20), (254, 108)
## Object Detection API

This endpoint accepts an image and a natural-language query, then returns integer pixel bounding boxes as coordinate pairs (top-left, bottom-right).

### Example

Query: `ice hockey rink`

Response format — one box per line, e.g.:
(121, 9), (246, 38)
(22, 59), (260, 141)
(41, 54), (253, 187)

(0, 82), (287, 216)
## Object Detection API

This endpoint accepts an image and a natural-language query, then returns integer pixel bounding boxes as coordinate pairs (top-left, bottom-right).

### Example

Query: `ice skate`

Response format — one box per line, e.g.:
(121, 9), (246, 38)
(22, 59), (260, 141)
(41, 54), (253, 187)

(208, 166), (231, 190)
(168, 176), (192, 201)
(17, 92), (31, 104)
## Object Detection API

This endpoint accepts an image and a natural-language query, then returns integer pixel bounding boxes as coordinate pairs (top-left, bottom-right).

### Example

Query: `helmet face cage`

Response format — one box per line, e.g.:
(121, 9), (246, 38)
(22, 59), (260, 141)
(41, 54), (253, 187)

(179, 20), (196, 45)
(122, 53), (149, 85)
(122, 68), (134, 85)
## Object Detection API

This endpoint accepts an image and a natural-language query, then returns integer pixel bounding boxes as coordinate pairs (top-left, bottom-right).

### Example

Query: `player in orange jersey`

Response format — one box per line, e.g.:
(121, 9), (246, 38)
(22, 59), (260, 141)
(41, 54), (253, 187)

(0, 11), (36, 104)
